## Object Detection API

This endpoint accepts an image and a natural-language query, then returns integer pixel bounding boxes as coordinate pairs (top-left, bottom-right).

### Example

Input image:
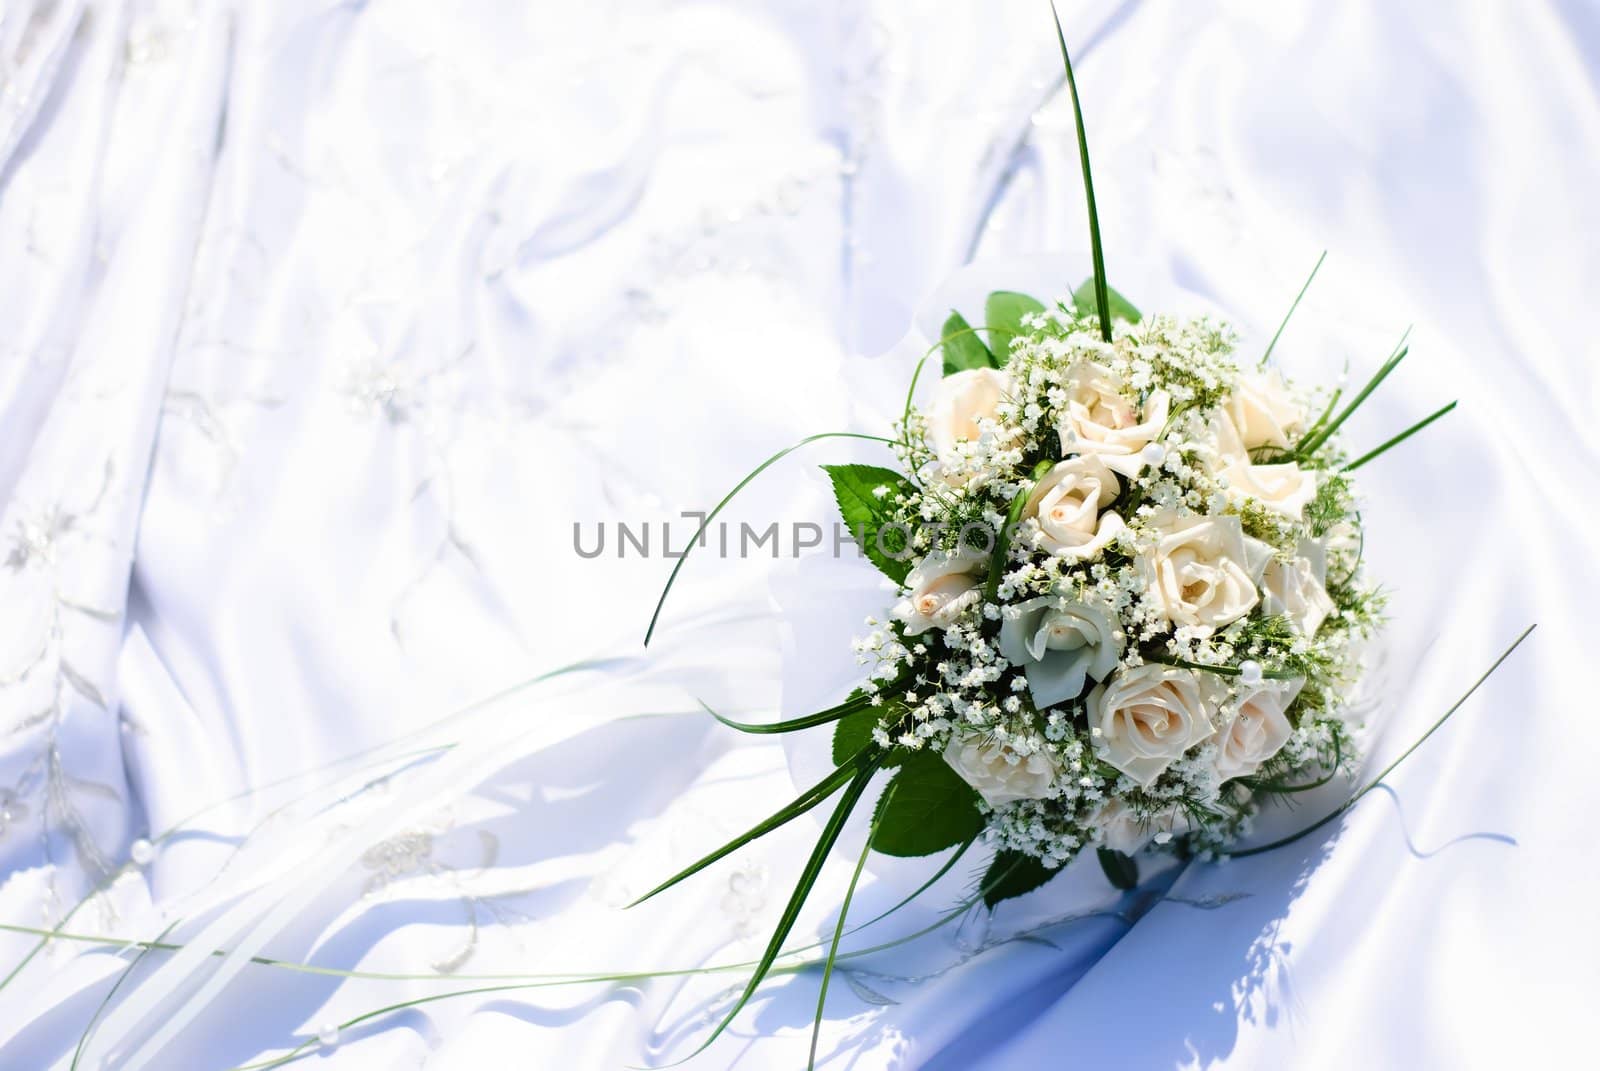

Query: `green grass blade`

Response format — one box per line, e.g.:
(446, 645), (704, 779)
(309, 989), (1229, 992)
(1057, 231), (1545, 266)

(1244, 733), (1343, 795)
(626, 756), (868, 908)
(1261, 250), (1326, 366)
(643, 431), (896, 646)
(208, 851), (1049, 1071)
(1049, 3), (1111, 343)
(983, 459), (1055, 606)
(699, 693), (871, 736)
(1343, 401), (1456, 472)
(1231, 624), (1535, 858)
(72, 919), (181, 1070)
(1298, 385), (1343, 450)
(692, 758), (880, 1059)
(808, 785), (887, 1070)
(852, 833), (976, 932)
(1296, 328), (1411, 456)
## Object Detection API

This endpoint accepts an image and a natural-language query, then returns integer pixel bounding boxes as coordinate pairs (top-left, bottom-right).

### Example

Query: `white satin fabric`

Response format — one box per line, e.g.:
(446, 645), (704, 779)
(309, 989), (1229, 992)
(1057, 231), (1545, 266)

(1, 1), (1596, 1068)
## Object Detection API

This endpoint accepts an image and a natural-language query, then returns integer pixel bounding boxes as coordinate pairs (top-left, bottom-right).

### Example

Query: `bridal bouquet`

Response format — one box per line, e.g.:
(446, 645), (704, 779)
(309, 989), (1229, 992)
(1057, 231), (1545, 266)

(636, 10), (1472, 1065)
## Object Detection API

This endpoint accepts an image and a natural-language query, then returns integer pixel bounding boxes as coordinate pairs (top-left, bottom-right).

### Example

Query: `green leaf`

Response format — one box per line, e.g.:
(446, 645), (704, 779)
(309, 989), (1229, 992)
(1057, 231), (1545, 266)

(981, 850), (1063, 909)
(984, 290), (1047, 364)
(870, 750), (985, 857)
(940, 310), (995, 374)
(1096, 847), (1139, 890)
(823, 463), (914, 585)
(832, 706), (879, 767)
(1070, 278), (1140, 323)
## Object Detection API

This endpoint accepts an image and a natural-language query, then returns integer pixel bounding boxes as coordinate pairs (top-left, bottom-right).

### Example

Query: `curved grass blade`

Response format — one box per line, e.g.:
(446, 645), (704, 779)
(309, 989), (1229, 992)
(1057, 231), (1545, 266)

(215, 851), (1043, 1071)
(699, 693), (870, 736)
(852, 833), (976, 932)
(71, 919), (180, 1070)
(1231, 624), (1535, 858)
(1050, 2), (1111, 342)
(1343, 401), (1456, 472)
(1244, 733), (1343, 795)
(808, 785), (889, 1070)
(0, 835), (984, 996)
(2, 654), (619, 995)
(626, 753), (870, 908)
(1261, 250), (1326, 366)
(643, 431), (897, 646)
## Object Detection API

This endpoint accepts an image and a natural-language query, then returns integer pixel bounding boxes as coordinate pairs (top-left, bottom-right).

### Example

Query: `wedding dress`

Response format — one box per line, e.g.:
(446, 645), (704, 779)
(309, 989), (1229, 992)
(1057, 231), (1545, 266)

(1, 1), (1596, 1068)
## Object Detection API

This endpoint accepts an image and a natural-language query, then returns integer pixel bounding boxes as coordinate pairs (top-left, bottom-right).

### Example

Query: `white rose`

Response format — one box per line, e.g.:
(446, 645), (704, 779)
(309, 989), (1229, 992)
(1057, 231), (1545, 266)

(1088, 664), (1217, 787)
(1223, 369), (1306, 450)
(1021, 455), (1124, 559)
(1213, 413), (1316, 519)
(1262, 540), (1335, 635)
(942, 732), (1059, 807)
(998, 596), (1123, 708)
(1142, 512), (1273, 632)
(924, 367), (1011, 460)
(1058, 361), (1170, 477)
(1214, 677), (1303, 780)
(891, 545), (985, 635)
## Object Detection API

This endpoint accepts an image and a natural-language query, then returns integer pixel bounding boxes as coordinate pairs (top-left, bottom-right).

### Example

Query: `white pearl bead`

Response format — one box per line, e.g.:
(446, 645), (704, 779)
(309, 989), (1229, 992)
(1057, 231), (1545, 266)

(1140, 442), (1166, 466)
(1238, 660), (1263, 685)
(317, 1023), (340, 1048)
(129, 839), (154, 866)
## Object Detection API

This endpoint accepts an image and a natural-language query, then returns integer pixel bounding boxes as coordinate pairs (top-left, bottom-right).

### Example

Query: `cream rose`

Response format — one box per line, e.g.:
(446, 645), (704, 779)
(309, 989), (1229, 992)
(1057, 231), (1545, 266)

(1262, 541), (1335, 635)
(997, 597), (1123, 708)
(1213, 413), (1317, 519)
(1214, 677), (1303, 780)
(942, 732), (1059, 807)
(1057, 361), (1170, 477)
(1142, 513), (1273, 632)
(1223, 369), (1305, 450)
(1021, 456), (1123, 559)
(924, 367), (1010, 460)
(1088, 664), (1217, 787)
(891, 545), (985, 635)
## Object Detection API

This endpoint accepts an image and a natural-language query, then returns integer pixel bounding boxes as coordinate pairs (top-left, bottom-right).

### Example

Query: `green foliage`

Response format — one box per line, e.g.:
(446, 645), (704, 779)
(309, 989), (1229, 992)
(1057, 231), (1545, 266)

(941, 310), (996, 375)
(984, 290), (1047, 364)
(823, 464), (914, 584)
(871, 750), (985, 857)
(981, 849), (1063, 908)
(1071, 278), (1140, 323)
(1096, 847), (1139, 890)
